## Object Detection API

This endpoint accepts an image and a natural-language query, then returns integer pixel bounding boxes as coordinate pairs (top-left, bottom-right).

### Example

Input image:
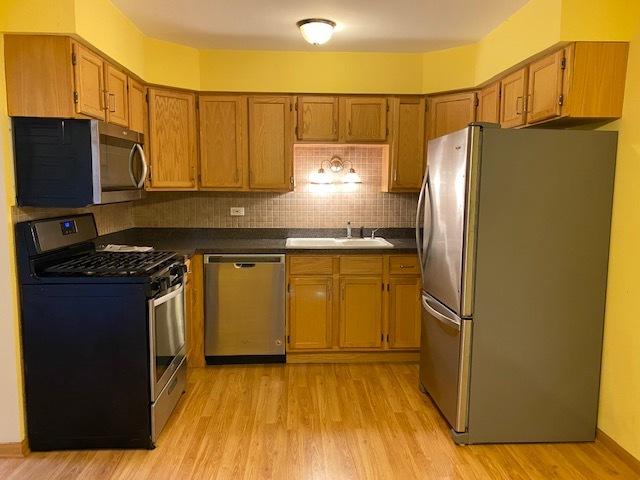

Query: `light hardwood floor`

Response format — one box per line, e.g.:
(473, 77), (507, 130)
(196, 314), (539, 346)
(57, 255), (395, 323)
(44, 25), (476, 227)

(0, 364), (638, 479)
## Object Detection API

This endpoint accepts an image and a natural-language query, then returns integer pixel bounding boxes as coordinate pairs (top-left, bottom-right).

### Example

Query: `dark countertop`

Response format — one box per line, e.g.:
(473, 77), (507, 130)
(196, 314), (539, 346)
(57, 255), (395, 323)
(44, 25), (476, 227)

(95, 228), (417, 256)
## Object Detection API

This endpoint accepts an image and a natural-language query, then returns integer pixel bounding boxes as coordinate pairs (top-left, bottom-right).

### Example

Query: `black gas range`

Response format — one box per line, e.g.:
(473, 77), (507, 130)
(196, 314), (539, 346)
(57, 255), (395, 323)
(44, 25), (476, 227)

(16, 213), (187, 451)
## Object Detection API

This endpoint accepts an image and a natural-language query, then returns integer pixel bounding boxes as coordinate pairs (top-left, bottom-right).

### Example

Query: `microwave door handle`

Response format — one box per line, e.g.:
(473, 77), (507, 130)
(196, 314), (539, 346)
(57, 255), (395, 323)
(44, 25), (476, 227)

(128, 143), (138, 187)
(129, 143), (148, 188)
(135, 143), (149, 188)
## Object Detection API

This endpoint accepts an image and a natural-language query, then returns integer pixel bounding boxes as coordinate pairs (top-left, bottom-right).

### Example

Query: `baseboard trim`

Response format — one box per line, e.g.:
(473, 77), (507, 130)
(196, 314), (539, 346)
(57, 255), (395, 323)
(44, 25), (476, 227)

(287, 351), (420, 364)
(596, 429), (640, 475)
(0, 439), (29, 458)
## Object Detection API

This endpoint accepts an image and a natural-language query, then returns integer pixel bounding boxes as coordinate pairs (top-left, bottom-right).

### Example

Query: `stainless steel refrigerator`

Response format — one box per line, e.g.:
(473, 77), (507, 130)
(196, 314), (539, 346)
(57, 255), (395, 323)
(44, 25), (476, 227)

(416, 124), (617, 444)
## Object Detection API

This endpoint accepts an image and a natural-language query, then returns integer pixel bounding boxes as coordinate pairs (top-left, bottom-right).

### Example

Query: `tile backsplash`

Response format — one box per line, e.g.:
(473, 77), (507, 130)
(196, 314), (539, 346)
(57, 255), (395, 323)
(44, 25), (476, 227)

(10, 145), (419, 233)
(133, 145), (418, 228)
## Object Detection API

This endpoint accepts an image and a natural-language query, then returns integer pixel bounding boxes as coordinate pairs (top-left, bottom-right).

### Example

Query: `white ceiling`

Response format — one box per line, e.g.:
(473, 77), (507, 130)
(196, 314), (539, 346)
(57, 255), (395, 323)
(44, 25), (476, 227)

(112, 0), (529, 52)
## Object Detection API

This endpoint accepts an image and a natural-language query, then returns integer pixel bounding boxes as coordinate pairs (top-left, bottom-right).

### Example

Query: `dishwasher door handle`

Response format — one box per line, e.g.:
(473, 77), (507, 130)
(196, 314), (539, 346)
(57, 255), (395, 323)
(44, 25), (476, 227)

(204, 254), (285, 264)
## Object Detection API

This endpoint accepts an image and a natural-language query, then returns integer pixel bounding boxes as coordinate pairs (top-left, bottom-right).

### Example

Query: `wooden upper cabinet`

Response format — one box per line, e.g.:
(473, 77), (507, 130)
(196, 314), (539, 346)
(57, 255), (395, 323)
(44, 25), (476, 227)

(385, 97), (426, 191)
(427, 92), (477, 140)
(561, 42), (629, 120)
(199, 95), (247, 190)
(296, 96), (339, 141)
(128, 79), (145, 134)
(500, 67), (528, 128)
(388, 275), (421, 349)
(477, 82), (501, 124)
(104, 64), (128, 127)
(5, 35), (76, 118)
(341, 96), (388, 142)
(147, 88), (198, 190)
(248, 96), (294, 191)
(72, 43), (105, 121)
(289, 276), (333, 350)
(339, 276), (383, 349)
(526, 50), (564, 125)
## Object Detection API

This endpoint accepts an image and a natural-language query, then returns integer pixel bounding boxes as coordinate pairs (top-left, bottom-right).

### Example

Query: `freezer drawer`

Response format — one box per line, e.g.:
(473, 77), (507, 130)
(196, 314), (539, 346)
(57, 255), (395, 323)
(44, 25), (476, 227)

(419, 293), (472, 433)
(204, 255), (285, 360)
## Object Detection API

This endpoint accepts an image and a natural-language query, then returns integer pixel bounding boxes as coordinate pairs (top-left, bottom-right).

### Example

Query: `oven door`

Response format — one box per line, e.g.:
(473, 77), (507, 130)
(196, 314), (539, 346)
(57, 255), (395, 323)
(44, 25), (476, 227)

(149, 283), (186, 402)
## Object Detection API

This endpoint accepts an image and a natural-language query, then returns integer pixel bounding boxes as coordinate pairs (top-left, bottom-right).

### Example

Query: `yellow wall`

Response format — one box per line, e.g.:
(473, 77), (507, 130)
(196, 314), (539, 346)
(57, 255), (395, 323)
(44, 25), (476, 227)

(1, 0), (640, 461)
(199, 49), (423, 94)
(474, 0), (562, 85)
(597, 23), (640, 461)
(0, 35), (24, 443)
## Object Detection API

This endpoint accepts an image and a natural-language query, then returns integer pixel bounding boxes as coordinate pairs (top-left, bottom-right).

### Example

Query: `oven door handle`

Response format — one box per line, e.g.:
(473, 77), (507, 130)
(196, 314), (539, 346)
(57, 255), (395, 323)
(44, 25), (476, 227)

(153, 284), (184, 307)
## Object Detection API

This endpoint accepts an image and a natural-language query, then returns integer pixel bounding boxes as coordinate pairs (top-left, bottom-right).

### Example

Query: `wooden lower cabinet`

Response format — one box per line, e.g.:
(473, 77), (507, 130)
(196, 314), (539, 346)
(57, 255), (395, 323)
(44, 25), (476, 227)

(286, 254), (420, 357)
(339, 276), (383, 349)
(289, 276), (333, 350)
(388, 276), (421, 349)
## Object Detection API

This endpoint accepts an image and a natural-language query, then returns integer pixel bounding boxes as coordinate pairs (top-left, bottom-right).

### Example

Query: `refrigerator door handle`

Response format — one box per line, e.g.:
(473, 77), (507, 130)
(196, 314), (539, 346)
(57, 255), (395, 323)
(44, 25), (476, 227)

(422, 294), (461, 330)
(416, 168), (427, 274)
(416, 166), (432, 276)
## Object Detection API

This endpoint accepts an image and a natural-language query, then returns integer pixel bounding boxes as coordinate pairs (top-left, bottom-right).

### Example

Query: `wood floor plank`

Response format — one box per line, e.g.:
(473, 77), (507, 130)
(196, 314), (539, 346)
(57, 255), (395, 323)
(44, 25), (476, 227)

(0, 363), (637, 480)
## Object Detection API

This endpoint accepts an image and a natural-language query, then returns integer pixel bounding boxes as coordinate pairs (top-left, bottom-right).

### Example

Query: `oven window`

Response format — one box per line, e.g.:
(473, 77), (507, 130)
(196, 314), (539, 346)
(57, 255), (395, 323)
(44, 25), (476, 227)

(154, 287), (185, 382)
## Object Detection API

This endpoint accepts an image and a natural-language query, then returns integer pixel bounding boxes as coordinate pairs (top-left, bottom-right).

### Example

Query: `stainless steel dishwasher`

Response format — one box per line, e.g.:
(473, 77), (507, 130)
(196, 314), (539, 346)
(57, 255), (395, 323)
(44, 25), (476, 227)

(204, 255), (285, 364)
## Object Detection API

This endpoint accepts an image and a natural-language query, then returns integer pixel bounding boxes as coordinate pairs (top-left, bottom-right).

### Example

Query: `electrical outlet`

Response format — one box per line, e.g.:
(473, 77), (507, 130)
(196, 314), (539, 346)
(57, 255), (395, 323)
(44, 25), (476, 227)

(230, 207), (245, 216)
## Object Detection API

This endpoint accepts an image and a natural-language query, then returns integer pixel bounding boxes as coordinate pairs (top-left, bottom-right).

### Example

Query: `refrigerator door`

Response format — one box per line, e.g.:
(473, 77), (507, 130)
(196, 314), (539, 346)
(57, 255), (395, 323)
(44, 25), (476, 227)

(419, 292), (472, 433)
(420, 126), (480, 316)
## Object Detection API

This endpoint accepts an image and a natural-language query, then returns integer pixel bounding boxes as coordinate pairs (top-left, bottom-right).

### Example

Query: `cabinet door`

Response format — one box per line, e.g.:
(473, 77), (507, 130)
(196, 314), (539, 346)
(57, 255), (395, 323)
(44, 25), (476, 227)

(342, 97), (388, 142)
(199, 95), (247, 189)
(477, 82), (500, 124)
(104, 64), (129, 127)
(387, 97), (426, 191)
(526, 50), (564, 124)
(427, 92), (477, 140)
(388, 276), (421, 349)
(147, 88), (198, 190)
(339, 276), (383, 349)
(128, 78), (145, 134)
(248, 96), (293, 190)
(72, 43), (105, 120)
(289, 276), (333, 350)
(500, 67), (528, 128)
(297, 96), (338, 141)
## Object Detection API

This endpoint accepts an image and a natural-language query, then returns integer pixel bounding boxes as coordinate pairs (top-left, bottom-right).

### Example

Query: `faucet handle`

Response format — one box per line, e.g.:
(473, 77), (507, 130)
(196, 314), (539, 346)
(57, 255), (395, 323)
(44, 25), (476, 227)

(371, 228), (381, 239)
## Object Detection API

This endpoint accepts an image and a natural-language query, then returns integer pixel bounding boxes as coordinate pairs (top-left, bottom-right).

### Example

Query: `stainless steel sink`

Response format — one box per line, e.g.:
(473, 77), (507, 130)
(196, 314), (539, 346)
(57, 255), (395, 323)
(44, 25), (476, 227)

(285, 237), (394, 249)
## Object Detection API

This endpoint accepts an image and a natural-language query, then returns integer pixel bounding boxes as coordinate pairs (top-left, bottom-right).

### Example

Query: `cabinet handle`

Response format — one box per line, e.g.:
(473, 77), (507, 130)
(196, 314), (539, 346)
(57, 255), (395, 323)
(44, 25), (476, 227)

(393, 168), (397, 182)
(348, 120), (352, 136)
(332, 119), (337, 135)
(516, 96), (523, 115)
(108, 93), (116, 112)
(399, 265), (414, 269)
(526, 94), (532, 113)
(341, 284), (345, 301)
(102, 90), (108, 111)
(234, 167), (239, 183)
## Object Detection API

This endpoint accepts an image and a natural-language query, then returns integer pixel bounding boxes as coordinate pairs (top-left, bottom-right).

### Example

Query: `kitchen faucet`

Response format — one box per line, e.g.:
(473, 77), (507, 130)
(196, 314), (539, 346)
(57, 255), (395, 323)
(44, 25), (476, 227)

(371, 228), (381, 239)
(346, 221), (352, 239)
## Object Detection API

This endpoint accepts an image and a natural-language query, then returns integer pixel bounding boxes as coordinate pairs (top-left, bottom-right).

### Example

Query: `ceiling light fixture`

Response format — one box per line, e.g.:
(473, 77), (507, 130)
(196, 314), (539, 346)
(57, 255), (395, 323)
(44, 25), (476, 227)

(296, 18), (336, 45)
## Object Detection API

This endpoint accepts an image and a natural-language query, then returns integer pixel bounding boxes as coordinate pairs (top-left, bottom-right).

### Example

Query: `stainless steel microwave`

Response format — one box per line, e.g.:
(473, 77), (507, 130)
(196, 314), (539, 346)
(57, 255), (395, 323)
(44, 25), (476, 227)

(13, 117), (148, 207)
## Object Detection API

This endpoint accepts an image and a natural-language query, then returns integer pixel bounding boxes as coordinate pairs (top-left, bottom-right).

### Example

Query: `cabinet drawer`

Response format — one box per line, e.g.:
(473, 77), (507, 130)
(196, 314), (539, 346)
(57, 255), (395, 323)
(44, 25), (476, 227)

(289, 256), (333, 275)
(339, 256), (383, 275)
(389, 256), (419, 275)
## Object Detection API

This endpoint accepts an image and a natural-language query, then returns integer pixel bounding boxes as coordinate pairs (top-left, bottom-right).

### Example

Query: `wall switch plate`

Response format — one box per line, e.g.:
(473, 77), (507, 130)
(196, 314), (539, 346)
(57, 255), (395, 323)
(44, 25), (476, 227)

(230, 207), (245, 216)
